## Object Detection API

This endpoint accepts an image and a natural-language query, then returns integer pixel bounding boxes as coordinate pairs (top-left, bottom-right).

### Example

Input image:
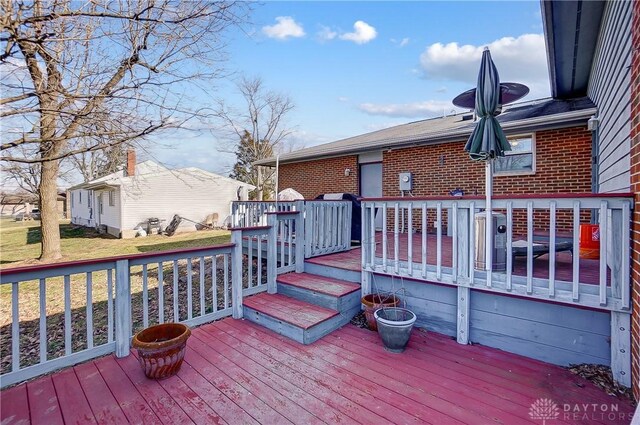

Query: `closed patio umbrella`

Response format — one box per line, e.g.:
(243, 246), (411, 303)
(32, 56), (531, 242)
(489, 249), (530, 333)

(464, 47), (511, 274)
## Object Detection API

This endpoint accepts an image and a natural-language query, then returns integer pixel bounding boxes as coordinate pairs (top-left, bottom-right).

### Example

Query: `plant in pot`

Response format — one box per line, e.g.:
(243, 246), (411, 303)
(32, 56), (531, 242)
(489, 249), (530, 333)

(132, 323), (191, 379)
(361, 293), (400, 331)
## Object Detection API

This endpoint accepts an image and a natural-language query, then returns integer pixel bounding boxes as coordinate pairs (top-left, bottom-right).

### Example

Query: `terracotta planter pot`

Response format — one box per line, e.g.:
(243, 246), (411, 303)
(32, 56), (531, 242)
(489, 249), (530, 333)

(361, 294), (400, 331)
(132, 323), (191, 379)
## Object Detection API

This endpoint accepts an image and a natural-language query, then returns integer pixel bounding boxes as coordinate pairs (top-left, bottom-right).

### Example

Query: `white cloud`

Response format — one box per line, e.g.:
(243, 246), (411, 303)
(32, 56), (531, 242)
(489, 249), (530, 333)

(262, 16), (305, 40)
(317, 25), (337, 42)
(390, 37), (410, 47)
(337, 96), (349, 103)
(340, 21), (377, 44)
(435, 86), (447, 93)
(419, 34), (550, 99)
(357, 100), (459, 118)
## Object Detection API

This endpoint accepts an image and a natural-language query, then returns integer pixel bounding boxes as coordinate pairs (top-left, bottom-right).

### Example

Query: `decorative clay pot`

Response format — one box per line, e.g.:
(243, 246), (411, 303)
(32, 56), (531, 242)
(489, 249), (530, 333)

(361, 294), (400, 331)
(132, 323), (191, 379)
(374, 307), (416, 353)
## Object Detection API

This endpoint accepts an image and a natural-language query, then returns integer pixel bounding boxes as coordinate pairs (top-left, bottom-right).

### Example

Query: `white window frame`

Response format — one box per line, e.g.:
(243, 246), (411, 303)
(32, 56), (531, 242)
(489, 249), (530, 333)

(108, 190), (115, 207)
(79, 191), (82, 204)
(494, 133), (536, 176)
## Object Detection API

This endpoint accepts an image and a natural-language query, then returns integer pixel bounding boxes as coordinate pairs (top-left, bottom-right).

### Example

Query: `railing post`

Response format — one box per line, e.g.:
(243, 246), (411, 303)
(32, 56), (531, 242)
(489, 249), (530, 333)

(304, 203), (313, 258)
(361, 202), (372, 295)
(267, 214), (278, 294)
(115, 259), (131, 358)
(294, 201), (305, 273)
(456, 205), (470, 280)
(344, 201), (353, 250)
(231, 229), (244, 319)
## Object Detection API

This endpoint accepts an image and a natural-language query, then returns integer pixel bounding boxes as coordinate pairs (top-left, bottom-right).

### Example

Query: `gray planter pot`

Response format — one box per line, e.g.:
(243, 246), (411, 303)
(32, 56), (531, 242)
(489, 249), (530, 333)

(374, 307), (416, 353)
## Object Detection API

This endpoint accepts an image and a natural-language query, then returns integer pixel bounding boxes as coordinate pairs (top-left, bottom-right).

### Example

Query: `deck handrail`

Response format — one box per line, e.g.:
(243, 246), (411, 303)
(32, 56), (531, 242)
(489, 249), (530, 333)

(360, 195), (632, 311)
(231, 200), (353, 259)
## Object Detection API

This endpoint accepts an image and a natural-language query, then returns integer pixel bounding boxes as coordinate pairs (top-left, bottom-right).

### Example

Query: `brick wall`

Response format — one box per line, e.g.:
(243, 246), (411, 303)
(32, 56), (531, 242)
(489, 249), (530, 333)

(630, 0), (640, 401)
(278, 155), (358, 199)
(383, 127), (592, 234)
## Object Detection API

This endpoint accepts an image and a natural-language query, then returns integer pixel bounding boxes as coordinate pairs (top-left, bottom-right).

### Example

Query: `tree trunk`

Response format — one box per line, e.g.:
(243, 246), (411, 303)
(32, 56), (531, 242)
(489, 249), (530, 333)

(38, 159), (62, 260)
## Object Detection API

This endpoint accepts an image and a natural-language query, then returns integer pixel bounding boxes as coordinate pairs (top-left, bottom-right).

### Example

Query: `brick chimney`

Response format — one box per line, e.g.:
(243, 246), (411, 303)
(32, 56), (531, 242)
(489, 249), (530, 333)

(126, 149), (136, 176)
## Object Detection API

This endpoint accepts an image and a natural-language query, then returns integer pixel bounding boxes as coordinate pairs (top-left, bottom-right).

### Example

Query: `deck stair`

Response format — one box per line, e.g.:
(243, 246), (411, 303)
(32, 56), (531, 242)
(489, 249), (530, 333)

(243, 272), (361, 344)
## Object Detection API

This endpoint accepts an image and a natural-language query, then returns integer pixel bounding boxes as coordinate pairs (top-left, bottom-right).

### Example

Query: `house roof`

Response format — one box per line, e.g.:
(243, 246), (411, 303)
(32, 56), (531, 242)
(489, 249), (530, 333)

(255, 97), (596, 166)
(69, 161), (255, 191)
(541, 0), (606, 98)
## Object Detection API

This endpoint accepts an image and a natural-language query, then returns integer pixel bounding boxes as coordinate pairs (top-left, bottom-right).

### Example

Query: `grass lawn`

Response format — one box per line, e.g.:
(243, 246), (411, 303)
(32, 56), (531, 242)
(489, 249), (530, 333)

(1, 217), (230, 268)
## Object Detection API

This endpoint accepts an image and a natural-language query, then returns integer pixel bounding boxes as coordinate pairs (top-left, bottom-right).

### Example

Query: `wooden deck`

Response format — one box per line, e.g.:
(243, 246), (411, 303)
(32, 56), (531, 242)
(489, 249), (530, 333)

(307, 233), (604, 285)
(1, 317), (634, 424)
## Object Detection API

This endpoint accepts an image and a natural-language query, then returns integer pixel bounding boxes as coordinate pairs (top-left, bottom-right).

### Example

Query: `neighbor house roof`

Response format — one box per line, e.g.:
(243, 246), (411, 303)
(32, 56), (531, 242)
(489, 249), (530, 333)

(255, 97), (596, 166)
(69, 161), (255, 191)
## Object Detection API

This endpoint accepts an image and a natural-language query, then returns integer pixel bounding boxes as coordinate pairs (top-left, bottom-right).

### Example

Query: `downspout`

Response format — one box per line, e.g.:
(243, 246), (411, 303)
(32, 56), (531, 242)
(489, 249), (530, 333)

(118, 187), (124, 238)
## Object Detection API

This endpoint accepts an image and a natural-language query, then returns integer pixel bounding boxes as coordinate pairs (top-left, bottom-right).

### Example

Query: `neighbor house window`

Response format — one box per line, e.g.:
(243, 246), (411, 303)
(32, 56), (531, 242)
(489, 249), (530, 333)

(71, 193), (74, 205)
(79, 191), (82, 204)
(494, 134), (535, 175)
(109, 190), (115, 206)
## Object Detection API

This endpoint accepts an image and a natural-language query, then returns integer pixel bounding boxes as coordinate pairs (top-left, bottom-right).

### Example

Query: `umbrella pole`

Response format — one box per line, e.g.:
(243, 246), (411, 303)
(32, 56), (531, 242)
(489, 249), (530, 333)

(485, 161), (493, 279)
(275, 154), (280, 209)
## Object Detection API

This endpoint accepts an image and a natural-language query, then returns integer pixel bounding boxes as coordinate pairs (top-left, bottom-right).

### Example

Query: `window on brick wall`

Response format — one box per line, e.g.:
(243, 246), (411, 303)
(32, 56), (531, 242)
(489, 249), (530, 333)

(494, 134), (535, 175)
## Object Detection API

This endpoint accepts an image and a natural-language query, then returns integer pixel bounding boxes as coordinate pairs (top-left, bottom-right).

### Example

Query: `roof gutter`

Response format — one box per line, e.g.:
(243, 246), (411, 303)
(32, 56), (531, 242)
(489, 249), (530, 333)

(540, 0), (559, 98)
(255, 107), (596, 167)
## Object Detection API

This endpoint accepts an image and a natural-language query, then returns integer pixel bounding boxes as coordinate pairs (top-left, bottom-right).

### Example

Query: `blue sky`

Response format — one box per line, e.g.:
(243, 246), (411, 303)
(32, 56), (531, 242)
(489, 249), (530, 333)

(150, 1), (548, 175)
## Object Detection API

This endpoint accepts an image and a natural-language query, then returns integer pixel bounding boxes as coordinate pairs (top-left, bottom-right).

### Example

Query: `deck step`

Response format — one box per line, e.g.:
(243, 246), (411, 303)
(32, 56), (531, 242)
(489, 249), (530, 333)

(243, 293), (358, 344)
(277, 272), (361, 311)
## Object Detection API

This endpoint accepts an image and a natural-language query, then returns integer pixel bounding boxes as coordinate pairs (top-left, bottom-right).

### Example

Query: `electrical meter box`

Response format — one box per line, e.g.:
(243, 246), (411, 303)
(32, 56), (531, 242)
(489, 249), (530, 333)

(399, 172), (413, 191)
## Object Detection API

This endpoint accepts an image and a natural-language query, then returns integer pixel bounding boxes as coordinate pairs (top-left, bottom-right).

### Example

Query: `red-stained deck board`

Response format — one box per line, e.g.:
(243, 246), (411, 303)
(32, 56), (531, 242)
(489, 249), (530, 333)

(115, 355), (196, 425)
(26, 376), (64, 425)
(51, 368), (97, 424)
(74, 361), (128, 424)
(2, 318), (635, 425)
(277, 272), (360, 297)
(181, 348), (288, 425)
(0, 383), (31, 425)
(216, 320), (449, 425)
(133, 350), (231, 425)
(331, 326), (630, 423)
(186, 332), (322, 425)
(201, 323), (390, 424)
(235, 319), (534, 425)
(93, 356), (160, 424)
(243, 293), (338, 329)
(188, 328), (349, 424)
(227, 319), (470, 425)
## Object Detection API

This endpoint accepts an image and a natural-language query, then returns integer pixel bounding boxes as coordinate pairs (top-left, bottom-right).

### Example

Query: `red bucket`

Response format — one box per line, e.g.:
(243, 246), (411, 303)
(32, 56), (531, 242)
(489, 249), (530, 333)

(579, 224), (600, 260)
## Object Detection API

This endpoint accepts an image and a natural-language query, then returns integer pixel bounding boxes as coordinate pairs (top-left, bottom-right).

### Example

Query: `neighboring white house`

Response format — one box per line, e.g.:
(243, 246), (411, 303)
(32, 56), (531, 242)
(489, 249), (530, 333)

(68, 159), (254, 238)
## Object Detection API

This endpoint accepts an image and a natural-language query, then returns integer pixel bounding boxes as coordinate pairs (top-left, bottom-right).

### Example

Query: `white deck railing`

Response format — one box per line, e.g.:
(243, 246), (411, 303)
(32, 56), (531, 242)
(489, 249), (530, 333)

(360, 194), (632, 312)
(231, 201), (297, 228)
(231, 200), (353, 259)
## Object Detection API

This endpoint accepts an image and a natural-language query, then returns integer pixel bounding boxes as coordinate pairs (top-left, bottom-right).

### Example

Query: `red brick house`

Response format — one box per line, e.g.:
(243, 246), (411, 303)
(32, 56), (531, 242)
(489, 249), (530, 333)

(258, 0), (639, 396)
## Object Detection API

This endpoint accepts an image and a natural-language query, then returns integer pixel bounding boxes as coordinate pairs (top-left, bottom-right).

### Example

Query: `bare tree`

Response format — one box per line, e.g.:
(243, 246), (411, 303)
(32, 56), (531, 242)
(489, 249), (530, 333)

(71, 142), (132, 183)
(1, 0), (248, 260)
(214, 76), (294, 200)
